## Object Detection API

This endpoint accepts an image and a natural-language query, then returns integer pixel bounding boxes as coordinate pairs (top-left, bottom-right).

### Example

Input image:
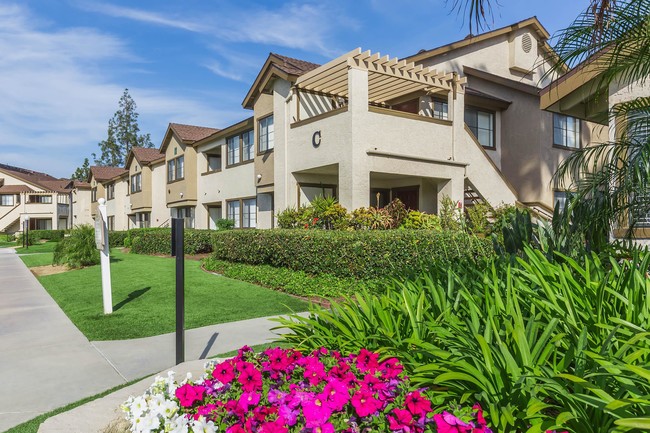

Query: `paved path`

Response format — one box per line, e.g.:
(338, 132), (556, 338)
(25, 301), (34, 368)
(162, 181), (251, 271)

(0, 248), (299, 432)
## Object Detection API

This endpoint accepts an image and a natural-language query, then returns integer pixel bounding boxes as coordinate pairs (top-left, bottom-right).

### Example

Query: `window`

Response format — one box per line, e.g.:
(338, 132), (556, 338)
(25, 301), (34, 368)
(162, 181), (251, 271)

(29, 195), (52, 204)
(91, 188), (97, 203)
(227, 198), (256, 228)
(137, 212), (150, 228)
(242, 130), (255, 161)
(554, 191), (568, 213)
(107, 216), (115, 231)
(207, 154), (222, 172)
(465, 107), (495, 149)
(167, 159), (176, 182)
(167, 156), (184, 182)
(130, 174), (142, 193)
(433, 99), (449, 120)
(106, 183), (115, 200)
(553, 114), (581, 148)
(243, 198), (256, 228)
(227, 130), (254, 166)
(259, 116), (274, 152)
(0, 194), (14, 206)
(171, 207), (194, 228)
(227, 136), (240, 166)
(29, 218), (52, 230)
(227, 200), (240, 229)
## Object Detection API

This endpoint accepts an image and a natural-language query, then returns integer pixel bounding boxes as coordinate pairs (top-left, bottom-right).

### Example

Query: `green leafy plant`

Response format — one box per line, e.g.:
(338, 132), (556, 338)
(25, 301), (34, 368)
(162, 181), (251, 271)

(465, 202), (493, 235)
(215, 218), (235, 231)
(385, 198), (409, 228)
(439, 195), (463, 231)
(401, 210), (442, 230)
(52, 225), (100, 268)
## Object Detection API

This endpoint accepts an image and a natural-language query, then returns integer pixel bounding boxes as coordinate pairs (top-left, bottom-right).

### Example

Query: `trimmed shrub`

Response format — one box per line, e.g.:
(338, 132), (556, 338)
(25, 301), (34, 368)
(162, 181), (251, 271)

(202, 256), (378, 298)
(400, 210), (442, 230)
(215, 218), (235, 230)
(30, 229), (65, 242)
(211, 229), (494, 280)
(130, 228), (214, 255)
(53, 225), (99, 268)
(108, 230), (129, 248)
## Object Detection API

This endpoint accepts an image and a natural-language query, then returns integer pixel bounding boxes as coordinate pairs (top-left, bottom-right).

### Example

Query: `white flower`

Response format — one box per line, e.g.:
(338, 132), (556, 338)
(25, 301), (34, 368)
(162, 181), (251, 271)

(167, 416), (191, 433)
(190, 417), (217, 433)
(130, 396), (147, 419)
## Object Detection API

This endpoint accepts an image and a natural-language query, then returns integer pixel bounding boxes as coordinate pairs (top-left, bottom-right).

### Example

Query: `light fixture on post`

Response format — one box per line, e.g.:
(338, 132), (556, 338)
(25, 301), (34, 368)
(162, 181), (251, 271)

(256, 174), (262, 182)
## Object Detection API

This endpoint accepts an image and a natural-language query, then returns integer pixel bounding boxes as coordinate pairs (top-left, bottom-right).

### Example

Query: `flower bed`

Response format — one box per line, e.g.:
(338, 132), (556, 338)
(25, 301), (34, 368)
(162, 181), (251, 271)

(123, 347), (491, 433)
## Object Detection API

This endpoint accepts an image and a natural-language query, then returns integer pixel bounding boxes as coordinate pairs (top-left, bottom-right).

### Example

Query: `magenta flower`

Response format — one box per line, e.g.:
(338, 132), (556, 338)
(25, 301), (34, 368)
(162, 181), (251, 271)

(433, 412), (473, 433)
(388, 408), (414, 431)
(356, 348), (380, 372)
(322, 379), (350, 411)
(226, 423), (246, 433)
(175, 383), (206, 408)
(302, 357), (327, 386)
(238, 391), (260, 412)
(212, 361), (236, 384)
(302, 395), (332, 428)
(237, 365), (263, 392)
(405, 391), (433, 417)
(313, 422), (336, 433)
(259, 417), (289, 433)
(351, 388), (383, 417)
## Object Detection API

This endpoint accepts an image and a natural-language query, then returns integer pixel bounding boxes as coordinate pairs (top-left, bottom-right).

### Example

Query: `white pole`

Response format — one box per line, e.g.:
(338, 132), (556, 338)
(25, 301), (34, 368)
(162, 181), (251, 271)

(97, 198), (113, 314)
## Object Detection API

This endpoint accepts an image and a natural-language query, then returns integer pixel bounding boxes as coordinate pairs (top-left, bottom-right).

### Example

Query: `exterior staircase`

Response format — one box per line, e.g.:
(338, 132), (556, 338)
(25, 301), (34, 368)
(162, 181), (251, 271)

(0, 204), (21, 233)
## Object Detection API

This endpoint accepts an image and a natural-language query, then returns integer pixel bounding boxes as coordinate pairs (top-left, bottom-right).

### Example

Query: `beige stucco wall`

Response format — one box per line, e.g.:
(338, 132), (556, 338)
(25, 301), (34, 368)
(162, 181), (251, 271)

(127, 158), (153, 212)
(150, 161), (168, 227)
(254, 93), (275, 193)
(71, 188), (93, 228)
(165, 135), (198, 208)
(105, 177), (129, 231)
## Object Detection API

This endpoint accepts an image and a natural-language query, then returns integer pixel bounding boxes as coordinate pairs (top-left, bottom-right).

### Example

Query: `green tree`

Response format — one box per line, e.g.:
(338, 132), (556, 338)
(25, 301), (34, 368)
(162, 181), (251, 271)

(94, 88), (153, 167)
(70, 157), (90, 181)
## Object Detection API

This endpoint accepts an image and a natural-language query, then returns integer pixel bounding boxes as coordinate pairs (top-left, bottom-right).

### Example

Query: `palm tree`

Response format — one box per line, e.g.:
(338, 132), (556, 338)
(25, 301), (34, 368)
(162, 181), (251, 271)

(450, 0), (650, 247)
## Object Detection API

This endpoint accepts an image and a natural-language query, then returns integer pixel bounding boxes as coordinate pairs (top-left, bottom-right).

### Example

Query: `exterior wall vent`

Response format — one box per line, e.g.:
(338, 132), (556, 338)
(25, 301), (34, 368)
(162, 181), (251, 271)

(509, 30), (537, 75)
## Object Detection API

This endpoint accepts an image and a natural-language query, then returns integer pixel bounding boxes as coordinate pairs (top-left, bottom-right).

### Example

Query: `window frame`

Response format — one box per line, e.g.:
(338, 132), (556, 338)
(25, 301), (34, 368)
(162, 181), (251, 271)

(226, 197), (257, 229)
(167, 156), (184, 183)
(130, 173), (142, 193)
(553, 113), (582, 150)
(465, 105), (496, 150)
(432, 98), (449, 120)
(258, 115), (274, 154)
(106, 183), (115, 200)
(226, 129), (255, 168)
(0, 194), (15, 206)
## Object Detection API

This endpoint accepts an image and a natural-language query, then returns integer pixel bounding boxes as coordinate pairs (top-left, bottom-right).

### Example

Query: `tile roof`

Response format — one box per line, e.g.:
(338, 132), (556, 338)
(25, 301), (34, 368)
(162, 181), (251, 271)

(90, 166), (128, 182)
(132, 147), (164, 164)
(169, 123), (220, 143)
(0, 184), (34, 193)
(0, 163), (71, 192)
(271, 53), (321, 76)
(70, 180), (91, 189)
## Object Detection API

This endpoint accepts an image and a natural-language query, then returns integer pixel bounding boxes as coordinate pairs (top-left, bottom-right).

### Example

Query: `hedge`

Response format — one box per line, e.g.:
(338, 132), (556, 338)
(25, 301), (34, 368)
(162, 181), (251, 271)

(30, 229), (65, 242)
(202, 257), (378, 299)
(130, 228), (213, 255)
(211, 229), (495, 280)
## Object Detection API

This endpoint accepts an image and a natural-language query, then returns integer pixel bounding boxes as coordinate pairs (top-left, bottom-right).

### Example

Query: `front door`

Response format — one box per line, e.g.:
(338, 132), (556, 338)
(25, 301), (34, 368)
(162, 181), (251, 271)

(392, 187), (419, 210)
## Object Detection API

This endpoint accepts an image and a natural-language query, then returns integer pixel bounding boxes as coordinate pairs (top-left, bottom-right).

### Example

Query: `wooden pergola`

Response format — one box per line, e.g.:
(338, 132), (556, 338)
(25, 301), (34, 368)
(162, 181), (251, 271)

(295, 48), (466, 105)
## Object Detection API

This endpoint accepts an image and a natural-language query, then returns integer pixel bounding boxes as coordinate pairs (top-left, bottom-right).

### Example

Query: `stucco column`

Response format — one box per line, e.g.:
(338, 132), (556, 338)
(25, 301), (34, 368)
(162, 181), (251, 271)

(450, 87), (465, 162)
(343, 66), (370, 210)
(437, 176), (464, 215)
(273, 80), (292, 215)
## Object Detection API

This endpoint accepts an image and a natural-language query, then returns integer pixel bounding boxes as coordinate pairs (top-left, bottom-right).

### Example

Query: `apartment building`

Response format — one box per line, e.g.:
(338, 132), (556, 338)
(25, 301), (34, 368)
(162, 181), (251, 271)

(84, 17), (607, 231)
(125, 147), (167, 228)
(89, 166), (129, 231)
(540, 50), (650, 240)
(0, 163), (92, 234)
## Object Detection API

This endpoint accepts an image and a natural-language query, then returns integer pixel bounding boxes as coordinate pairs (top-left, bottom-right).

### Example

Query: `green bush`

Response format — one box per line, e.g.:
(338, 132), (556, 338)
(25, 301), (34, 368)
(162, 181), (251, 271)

(215, 219), (235, 231)
(53, 225), (99, 268)
(211, 229), (494, 280)
(30, 229), (65, 242)
(276, 248), (650, 432)
(108, 230), (129, 248)
(400, 210), (441, 230)
(15, 231), (38, 246)
(130, 228), (213, 255)
(202, 256), (377, 298)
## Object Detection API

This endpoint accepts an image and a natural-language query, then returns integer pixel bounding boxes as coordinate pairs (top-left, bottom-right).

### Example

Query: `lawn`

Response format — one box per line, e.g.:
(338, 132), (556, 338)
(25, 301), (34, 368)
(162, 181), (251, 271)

(38, 250), (308, 340)
(18, 253), (54, 268)
(14, 241), (58, 254)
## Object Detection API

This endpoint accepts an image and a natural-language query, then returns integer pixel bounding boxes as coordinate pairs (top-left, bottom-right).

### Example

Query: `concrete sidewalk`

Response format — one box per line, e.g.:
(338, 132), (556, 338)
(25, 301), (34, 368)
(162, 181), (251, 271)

(0, 248), (300, 432)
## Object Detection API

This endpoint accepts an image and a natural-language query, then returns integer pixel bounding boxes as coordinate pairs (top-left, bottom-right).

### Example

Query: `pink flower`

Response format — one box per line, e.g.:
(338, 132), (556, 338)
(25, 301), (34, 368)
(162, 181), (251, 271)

(213, 361), (235, 384)
(237, 365), (263, 392)
(356, 348), (380, 373)
(380, 358), (404, 379)
(313, 422), (335, 433)
(226, 424), (246, 433)
(388, 408), (414, 431)
(175, 383), (206, 408)
(302, 358), (327, 386)
(351, 388), (383, 417)
(322, 379), (350, 411)
(259, 417), (288, 433)
(405, 391), (432, 417)
(433, 412), (472, 433)
(302, 395), (332, 428)
(238, 391), (260, 412)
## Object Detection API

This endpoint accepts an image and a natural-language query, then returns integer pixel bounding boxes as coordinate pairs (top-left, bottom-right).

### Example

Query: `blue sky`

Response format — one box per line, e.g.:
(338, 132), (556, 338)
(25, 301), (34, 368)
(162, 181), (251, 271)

(0, 0), (590, 178)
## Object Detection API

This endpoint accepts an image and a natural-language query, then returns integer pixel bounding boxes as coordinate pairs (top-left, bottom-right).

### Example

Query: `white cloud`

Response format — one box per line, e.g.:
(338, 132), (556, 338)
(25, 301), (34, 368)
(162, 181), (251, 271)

(0, 4), (240, 178)
(203, 61), (246, 82)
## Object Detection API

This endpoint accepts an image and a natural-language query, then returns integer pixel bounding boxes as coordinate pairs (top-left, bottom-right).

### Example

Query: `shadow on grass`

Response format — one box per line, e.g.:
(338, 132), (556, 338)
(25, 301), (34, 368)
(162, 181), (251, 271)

(109, 256), (123, 263)
(113, 287), (151, 311)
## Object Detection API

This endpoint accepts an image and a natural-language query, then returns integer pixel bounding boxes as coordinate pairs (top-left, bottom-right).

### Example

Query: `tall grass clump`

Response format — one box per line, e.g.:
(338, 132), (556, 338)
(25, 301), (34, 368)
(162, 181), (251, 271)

(53, 225), (100, 269)
(275, 247), (650, 432)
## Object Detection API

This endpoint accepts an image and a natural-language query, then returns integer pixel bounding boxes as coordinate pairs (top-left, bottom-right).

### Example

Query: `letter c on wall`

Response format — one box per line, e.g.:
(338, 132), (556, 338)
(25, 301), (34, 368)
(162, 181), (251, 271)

(312, 130), (321, 148)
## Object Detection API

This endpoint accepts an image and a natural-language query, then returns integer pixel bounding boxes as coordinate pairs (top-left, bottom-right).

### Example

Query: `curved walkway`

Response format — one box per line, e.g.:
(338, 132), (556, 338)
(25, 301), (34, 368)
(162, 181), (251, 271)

(0, 248), (294, 432)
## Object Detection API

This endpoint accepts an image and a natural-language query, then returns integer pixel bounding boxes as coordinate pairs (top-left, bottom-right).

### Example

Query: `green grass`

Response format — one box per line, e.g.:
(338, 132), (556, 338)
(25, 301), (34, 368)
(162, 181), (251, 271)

(19, 253), (54, 268)
(14, 241), (58, 254)
(0, 239), (16, 248)
(38, 250), (308, 340)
